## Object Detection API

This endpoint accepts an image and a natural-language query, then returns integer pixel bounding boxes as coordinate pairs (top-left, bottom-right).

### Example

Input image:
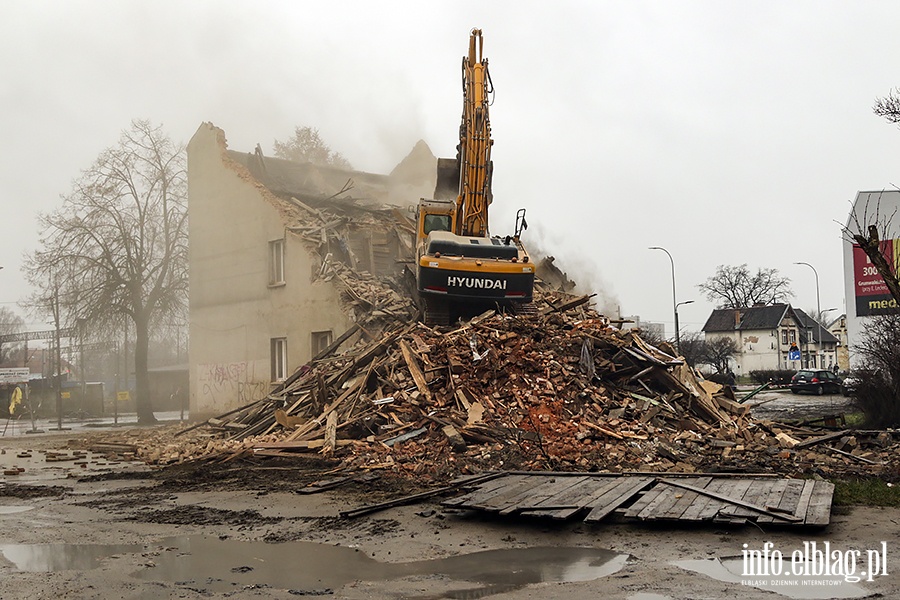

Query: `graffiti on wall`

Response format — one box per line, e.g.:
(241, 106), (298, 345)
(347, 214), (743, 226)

(197, 362), (268, 408)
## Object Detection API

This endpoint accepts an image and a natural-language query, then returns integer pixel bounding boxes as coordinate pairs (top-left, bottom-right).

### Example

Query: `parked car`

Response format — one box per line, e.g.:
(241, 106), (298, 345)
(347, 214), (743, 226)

(789, 369), (843, 395)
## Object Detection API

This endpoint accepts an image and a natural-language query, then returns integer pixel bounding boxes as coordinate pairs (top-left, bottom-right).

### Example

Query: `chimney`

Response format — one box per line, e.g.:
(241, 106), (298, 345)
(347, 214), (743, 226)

(734, 309), (742, 329)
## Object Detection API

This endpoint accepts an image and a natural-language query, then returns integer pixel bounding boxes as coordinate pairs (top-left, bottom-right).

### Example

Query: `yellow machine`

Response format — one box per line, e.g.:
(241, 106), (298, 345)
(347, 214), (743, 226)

(415, 29), (534, 325)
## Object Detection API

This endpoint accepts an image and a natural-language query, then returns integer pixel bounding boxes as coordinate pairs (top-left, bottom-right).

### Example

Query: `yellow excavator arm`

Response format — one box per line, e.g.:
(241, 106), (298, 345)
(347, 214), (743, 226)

(457, 28), (493, 238)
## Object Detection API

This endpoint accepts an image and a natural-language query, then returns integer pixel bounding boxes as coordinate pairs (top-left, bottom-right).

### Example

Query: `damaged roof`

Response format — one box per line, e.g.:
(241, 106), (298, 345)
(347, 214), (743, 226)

(227, 140), (437, 209)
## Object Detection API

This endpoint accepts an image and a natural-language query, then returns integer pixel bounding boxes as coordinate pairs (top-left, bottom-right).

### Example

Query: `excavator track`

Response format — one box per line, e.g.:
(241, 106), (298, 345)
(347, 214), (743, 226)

(513, 301), (538, 317)
(424, 296), (451, 327)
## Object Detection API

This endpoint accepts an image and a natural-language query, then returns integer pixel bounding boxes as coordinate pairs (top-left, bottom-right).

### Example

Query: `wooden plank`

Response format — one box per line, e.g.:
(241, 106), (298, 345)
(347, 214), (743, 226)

(727, 479), (785, 522)
(323, 411), (338, 454)
(792, 480), (817, 521)
(490, 476), (584, 514)
(656, 477), (714, 520)
(697, 479), (755, 520)
(528, 476), (627, 520)
(678, 477), (731, 521)
(583, 477), (652, 515)
(621, 483), (663, 518)
(734, 478), (781, 520)
(399, 339), (432, 402)
(441, 474), (515, 507)
(451, 475), (538, 511)
(632, 481), (683, 520)
(667, 479), (801, 523)
(636, 477), (715, 521)
(754, 479), (802, 524)
(804, 481), (835, 526)
(497, 476), (590, 516)
(775, 478), (807, 514)
(340, 472), (500, 518)
(795, 429), (852, 449)
(584, 477), (655, 523)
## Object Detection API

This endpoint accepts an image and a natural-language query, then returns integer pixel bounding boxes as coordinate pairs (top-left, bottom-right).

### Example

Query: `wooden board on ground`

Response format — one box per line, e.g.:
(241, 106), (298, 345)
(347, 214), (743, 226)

(442, 473), (834, 527)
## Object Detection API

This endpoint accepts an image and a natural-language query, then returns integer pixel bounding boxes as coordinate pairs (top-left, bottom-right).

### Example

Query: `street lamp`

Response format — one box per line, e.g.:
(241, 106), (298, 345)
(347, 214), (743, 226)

(649, 246), (683, 351)
(675, 300), (695, 352)
(794, 262), (822, 368)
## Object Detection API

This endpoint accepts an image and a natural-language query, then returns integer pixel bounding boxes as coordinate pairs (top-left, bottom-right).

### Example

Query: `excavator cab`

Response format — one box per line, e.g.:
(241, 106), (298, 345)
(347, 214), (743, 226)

(415, 199), (456, 250)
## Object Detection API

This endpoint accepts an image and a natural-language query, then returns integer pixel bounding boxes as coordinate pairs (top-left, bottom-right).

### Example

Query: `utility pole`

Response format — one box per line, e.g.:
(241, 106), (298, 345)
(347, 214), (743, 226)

(78, 319), (86, 415)
(53, 281), (63, 431)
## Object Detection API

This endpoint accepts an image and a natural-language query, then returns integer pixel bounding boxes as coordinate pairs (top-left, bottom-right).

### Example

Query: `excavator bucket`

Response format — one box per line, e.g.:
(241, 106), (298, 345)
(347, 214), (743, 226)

(434, 157), (460, 201)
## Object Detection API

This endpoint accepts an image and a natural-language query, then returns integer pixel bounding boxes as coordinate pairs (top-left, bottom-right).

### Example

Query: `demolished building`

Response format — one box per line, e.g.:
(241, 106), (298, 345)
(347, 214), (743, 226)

(186, 123), (435, 418)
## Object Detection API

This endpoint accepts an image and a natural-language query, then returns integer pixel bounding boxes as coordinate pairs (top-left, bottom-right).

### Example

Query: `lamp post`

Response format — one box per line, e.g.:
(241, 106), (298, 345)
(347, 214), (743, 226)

(794, 262), (822, 369)
(675, 300), (695, 352)
(649, 246), (682, 351)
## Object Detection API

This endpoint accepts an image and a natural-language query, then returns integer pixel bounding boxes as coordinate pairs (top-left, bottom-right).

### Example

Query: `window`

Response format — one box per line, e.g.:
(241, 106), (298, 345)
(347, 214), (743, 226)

(271, 337), (287, 381)
(781, 330), (788, 345)
(789, 329), (796, 344)
(423, 214), (451, 235)
(311, 330), (333, 358)
(269, 239), (285, 285)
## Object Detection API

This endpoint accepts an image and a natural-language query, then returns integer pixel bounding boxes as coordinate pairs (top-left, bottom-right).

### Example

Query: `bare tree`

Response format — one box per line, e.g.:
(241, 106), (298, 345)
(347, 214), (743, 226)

(698, 264), (793, 308)
(873, 88), (900, 125)
(700, 337), (739, 374)
(677, 331), (706, 368)
(25, 120), (188, 423)
(852, 314), (900, 427)
(273, 126), (352, 169)
(0, 307), (26, 364)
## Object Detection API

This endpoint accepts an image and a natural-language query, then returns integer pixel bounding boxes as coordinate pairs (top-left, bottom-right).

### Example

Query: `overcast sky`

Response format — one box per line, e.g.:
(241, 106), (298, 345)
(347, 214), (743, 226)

(3, 1), (899, 334)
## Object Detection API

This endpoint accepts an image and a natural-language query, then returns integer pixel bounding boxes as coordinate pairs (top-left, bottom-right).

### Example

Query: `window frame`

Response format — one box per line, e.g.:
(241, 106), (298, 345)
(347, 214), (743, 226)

(311, 330), (334, 358)
(271, 337), (287, 381)
(269, 238), (285, 286)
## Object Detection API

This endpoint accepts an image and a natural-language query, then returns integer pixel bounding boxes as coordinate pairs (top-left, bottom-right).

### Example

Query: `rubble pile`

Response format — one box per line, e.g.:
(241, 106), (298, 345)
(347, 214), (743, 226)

(89, 297), (899, 483)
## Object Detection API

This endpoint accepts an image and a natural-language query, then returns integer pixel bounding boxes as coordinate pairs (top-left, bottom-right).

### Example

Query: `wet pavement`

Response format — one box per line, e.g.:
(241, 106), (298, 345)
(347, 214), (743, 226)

(743, 389), (855, 423)
(676, 556), (870, 599)
(1, 537), (629, 598)
(0, 411), (187, 438)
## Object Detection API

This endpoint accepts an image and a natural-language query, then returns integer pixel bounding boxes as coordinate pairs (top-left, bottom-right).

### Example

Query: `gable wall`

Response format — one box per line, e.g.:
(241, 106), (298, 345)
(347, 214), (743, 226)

(187, 123), (352, 418)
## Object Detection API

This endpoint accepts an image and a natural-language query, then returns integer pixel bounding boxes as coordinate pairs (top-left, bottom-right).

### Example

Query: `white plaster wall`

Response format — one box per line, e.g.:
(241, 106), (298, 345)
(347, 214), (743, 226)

(187, 123), (352, 418)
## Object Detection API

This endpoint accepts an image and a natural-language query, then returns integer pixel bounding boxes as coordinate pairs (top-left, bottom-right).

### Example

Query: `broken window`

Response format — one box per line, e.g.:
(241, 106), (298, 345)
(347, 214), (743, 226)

(269, 239), (285, 285)
(271, 337), (287, 381)
(311, 330), (333, 357)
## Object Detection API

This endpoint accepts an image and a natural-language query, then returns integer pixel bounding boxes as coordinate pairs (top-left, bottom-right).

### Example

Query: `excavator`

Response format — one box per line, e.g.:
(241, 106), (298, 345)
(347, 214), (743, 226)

(414, 28), (534, 325)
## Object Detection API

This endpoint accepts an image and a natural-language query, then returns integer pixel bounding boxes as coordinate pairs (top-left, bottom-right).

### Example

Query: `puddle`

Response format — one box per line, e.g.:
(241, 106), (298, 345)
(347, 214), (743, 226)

(1, 536), (627, 597)
(0, 542), (143, 571)
(0, 506), (34, 515)
(676, 557), (869, 599)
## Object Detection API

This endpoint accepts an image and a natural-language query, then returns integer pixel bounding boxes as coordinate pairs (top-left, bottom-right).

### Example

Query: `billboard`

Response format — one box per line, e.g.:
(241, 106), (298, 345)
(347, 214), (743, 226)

(853, 239), (900, 316)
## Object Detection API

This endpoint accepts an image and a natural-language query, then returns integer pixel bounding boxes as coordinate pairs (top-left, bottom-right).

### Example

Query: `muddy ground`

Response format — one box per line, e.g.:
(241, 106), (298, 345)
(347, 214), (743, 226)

(0, 390), (897, 600)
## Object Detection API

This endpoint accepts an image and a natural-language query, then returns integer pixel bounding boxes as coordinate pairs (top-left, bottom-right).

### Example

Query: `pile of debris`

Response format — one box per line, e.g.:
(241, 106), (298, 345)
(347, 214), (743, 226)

(82, 293), (893, 483)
